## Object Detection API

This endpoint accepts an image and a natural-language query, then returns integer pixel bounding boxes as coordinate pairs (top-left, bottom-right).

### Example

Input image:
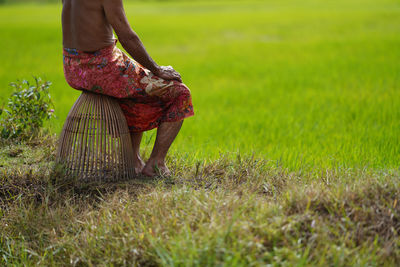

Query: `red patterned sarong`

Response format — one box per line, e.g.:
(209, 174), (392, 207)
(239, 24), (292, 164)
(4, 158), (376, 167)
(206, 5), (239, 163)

(62, 41), (194, 132)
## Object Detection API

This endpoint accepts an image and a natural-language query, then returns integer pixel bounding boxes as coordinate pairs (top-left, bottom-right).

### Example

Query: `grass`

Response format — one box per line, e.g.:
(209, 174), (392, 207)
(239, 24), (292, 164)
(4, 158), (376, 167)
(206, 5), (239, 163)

(0, 0), (399, 170)
(0, 0), (400, 265)
(0, 136), (399, 266)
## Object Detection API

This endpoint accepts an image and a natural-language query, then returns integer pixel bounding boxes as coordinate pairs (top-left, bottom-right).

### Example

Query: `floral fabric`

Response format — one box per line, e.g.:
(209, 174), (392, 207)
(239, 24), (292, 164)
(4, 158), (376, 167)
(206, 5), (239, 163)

(62, 41), (194, 132)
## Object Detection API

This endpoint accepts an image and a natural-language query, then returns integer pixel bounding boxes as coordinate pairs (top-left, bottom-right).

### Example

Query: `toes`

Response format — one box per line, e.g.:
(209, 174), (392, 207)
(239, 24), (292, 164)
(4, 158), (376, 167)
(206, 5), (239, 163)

(140, 162), (171, 177)
(141, 168), (155, 177)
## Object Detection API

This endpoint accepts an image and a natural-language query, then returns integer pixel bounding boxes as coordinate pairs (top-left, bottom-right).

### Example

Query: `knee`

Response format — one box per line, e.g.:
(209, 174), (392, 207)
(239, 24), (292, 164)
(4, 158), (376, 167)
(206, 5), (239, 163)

(175, 83), (191, 99)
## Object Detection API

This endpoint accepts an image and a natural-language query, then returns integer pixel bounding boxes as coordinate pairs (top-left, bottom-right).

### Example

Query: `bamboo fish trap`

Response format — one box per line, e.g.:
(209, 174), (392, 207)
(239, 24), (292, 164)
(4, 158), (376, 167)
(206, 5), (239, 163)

(56, 91), (135, 182)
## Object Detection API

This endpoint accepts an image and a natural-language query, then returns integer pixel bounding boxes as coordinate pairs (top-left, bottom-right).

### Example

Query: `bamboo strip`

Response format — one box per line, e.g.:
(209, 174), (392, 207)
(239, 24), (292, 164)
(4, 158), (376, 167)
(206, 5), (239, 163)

(103, 96), (112, 180)
(105, 97), (118, 181)
(88, 95), (98, 179)
(77, 94), (91, 178)
(95, 93), (102, 181)
(64, 95), (84, 173)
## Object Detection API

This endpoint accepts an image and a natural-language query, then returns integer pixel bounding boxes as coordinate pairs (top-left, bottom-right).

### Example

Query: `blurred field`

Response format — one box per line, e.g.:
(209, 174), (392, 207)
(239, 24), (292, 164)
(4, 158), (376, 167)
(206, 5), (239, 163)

(0, 0), (399, 171)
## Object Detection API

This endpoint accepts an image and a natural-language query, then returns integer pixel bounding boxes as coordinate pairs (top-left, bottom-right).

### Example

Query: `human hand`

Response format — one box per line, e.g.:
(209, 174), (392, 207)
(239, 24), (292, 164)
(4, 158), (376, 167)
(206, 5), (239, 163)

(154, 66), (182, 83)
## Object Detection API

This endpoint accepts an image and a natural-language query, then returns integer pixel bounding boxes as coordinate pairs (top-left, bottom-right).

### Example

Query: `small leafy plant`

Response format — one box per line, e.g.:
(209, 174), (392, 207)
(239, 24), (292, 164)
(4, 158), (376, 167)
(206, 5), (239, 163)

(0, 77), (55, 140)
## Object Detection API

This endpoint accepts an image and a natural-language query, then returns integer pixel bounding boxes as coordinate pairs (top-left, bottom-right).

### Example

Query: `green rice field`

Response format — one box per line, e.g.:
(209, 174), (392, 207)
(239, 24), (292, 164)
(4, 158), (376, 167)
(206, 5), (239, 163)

(0, 0), (399, 171)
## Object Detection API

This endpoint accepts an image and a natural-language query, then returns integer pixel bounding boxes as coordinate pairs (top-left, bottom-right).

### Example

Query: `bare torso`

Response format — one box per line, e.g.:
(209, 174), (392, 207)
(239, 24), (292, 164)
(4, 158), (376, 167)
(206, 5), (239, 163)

(62, 0), (182, 81)
(62, 0), (115, 51)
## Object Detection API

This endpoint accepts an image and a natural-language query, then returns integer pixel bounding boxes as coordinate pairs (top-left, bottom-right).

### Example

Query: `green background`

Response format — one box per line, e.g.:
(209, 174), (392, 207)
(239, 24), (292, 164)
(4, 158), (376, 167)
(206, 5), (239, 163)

(0, 0), (399, 170)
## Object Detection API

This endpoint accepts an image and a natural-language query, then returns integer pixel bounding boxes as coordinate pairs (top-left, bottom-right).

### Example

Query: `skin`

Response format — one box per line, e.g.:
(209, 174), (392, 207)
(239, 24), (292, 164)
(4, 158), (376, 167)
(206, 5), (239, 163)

(62, 0), (186, 177)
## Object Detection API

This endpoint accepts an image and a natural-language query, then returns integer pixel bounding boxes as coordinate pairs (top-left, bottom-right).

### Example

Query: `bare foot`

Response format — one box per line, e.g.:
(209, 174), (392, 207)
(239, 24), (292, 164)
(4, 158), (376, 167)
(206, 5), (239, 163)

(141, 159), (171, 177)
(133, 156), (145, 175)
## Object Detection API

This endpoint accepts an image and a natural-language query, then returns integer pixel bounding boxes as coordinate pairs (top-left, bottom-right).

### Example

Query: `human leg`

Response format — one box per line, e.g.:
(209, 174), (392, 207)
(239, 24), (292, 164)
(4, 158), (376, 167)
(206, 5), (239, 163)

(114, 60), (193, 177)
(130, 132), (145, 174)
(141, 120), (183, 177)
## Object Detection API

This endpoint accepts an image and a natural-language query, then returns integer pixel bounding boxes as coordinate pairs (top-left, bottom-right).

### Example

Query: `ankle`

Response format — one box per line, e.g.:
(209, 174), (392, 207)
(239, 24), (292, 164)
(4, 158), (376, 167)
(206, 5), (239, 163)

(147, 157), (165, 167)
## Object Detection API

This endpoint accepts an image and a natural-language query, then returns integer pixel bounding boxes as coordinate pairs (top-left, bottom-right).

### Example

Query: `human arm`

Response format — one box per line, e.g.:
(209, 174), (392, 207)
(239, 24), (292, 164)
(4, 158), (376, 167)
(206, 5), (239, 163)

(102, 0), (182, 82)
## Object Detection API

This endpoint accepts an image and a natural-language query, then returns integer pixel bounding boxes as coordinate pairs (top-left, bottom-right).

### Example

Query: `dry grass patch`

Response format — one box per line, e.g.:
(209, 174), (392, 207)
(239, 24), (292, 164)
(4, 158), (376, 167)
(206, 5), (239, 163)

(1, 137), (399, 266)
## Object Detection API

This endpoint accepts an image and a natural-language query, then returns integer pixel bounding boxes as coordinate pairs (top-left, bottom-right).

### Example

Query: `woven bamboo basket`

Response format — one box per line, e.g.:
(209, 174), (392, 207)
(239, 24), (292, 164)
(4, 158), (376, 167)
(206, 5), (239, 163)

(56, 91), (135, 182)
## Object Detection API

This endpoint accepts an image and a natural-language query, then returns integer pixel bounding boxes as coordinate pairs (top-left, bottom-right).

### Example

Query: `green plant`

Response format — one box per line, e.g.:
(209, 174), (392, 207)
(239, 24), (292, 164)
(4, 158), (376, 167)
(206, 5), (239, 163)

(0, 77), (54, 140)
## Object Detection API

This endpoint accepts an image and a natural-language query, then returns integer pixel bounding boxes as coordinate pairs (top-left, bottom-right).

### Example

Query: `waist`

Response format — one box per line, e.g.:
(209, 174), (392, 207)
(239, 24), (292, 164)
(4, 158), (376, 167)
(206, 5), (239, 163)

(63, 40), (117, 59)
